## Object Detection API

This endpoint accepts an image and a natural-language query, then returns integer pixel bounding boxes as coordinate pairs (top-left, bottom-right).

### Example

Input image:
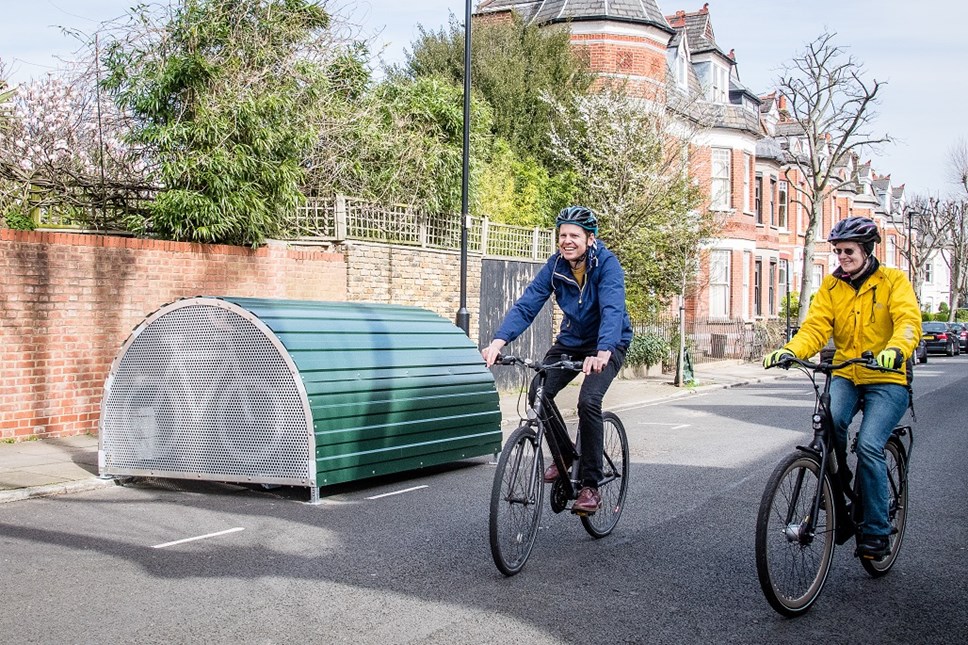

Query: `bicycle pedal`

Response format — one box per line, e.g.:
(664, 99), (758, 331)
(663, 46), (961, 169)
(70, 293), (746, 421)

(854, 546), (889, 561)
(570, 508), (597, 517)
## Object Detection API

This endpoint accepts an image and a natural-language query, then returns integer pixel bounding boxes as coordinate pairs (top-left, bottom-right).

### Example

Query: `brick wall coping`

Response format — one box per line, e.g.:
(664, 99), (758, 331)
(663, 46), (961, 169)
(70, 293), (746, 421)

(0, 229), (342, 262)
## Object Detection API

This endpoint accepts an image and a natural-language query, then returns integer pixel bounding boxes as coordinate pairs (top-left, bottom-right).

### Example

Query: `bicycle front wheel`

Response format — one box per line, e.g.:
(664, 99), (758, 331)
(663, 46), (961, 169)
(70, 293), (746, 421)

(581, 412), (630, 539)
(755, 450), (837, 617)
(861, 437), (908, 577)
(489, 425), (545, 576)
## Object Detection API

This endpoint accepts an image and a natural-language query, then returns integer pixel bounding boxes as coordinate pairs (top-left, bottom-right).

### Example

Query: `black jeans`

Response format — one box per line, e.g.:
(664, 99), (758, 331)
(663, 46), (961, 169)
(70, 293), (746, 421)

(533, 341), (626, 488)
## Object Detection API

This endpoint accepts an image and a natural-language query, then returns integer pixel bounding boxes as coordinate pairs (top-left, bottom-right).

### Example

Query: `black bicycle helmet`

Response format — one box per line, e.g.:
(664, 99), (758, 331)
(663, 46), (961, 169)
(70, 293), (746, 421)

(828, 216), (881, 254)
(555, 205), (598, 234)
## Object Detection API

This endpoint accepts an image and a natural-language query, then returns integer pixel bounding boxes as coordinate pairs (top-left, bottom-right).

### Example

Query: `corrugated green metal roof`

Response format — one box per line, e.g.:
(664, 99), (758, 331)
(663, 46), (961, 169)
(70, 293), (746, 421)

(225, 297), (502, 486)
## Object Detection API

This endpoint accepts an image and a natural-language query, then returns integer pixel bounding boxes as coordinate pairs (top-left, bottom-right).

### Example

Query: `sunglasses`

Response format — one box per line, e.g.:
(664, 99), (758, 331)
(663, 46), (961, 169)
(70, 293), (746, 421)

(833, 248), (859, 256)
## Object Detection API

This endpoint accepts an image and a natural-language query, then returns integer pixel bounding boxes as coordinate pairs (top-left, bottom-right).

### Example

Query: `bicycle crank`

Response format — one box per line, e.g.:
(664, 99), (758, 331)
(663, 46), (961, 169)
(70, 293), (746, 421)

(550, 479), (569, 514)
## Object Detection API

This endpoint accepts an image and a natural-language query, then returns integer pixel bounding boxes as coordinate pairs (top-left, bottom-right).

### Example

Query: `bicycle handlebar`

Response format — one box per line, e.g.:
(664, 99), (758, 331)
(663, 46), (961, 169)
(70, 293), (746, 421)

(496, 354), (585, 372)
(768, 350), (904, 375)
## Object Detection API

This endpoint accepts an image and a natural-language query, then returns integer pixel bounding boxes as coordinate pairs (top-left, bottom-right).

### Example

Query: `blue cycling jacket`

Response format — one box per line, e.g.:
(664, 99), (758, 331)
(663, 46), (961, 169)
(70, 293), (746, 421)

(494, 240), (633, 353)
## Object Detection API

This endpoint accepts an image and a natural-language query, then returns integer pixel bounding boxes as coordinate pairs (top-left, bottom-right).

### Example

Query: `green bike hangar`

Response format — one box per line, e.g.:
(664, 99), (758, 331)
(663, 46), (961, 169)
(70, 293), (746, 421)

(98, 296), (503, 503)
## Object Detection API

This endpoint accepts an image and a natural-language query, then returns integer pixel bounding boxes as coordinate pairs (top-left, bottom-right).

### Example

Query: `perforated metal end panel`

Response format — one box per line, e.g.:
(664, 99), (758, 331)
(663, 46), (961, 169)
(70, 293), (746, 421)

(100, 298), (314, 486)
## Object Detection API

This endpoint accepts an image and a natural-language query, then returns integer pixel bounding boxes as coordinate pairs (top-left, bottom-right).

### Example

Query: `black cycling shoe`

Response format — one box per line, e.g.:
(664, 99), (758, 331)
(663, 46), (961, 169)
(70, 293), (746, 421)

(855, 534), (891, 560)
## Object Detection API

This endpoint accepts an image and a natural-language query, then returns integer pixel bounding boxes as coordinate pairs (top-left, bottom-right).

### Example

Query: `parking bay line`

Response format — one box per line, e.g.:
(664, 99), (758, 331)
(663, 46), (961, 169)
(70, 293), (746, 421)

(366, 485), (428, 500)
(152, 527), (245, 549)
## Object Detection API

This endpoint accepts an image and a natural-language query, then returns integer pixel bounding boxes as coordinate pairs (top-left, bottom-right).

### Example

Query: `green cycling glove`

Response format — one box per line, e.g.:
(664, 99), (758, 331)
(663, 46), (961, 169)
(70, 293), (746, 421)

(763, 348), (795, 369)
(876, 347), (903, 369)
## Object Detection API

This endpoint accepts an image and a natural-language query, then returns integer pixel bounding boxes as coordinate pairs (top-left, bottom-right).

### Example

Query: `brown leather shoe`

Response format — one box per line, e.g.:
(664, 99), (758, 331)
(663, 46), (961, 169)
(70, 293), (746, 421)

(543, 460), (572, 482)
(572, 486), (601, 514)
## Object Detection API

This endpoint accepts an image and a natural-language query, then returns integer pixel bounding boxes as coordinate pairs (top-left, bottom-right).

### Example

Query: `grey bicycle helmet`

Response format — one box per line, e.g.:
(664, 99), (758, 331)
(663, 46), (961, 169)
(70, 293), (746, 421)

(555, 205), (598, 234)
(828, 216), (881, 254)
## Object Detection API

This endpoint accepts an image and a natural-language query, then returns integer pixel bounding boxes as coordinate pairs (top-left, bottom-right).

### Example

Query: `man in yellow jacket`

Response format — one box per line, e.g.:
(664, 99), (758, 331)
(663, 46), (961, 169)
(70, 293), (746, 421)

(764, 216), (921, 560)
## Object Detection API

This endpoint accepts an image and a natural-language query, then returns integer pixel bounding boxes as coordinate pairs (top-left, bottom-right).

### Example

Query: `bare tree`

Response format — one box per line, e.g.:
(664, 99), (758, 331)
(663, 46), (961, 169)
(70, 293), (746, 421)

(892, 194), (946, 302)
(776, 33), (890, 324)
(937, 199), (968, 318)
(939, 139), (968, 317)
(947, 137), (968, 193)
(546, 83), (721, 317)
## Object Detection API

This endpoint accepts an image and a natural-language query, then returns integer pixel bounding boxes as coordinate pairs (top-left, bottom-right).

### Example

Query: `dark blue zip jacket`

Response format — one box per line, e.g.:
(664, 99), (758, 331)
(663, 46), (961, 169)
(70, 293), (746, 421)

(494, 240), (633, 353)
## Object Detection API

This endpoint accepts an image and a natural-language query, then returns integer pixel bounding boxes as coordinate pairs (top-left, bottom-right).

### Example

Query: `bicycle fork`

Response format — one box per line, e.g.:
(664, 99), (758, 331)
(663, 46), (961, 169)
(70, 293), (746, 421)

(789, 390), (846, 545)
(504, 425), (544, 507)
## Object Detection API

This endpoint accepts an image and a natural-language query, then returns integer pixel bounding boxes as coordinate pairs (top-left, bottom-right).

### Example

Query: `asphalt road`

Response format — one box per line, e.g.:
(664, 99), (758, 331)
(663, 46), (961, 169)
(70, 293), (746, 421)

(1, 357), (967, 644)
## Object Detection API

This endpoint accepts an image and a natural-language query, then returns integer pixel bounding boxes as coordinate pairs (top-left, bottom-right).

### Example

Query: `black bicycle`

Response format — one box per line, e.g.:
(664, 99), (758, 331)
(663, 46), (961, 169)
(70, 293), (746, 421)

(488, 355), (630, 576)
(756, 352), (913, 616)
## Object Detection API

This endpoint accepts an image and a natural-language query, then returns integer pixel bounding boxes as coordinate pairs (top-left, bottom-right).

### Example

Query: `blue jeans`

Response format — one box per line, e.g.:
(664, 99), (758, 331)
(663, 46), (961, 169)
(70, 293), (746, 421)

(534, 342), (625, 488)
(829, 377), (909, 537)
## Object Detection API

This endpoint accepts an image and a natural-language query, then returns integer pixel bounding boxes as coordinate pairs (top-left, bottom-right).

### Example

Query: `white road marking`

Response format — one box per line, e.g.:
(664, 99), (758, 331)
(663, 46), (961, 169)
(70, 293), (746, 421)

(152, 527), (245, 549)
(366, 485), (428, 500)
(636, 422), (691, 430)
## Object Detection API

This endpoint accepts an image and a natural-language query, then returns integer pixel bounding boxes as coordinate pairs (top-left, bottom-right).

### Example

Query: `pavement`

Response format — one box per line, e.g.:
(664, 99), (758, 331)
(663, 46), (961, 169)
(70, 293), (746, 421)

(0, 359), (780, 504)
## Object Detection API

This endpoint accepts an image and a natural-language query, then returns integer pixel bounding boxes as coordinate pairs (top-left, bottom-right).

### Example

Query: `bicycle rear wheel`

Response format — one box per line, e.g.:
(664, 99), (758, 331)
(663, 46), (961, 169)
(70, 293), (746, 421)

(861, 437), (908, 577)
(581, 412), (629, 539)
(755, 450), (837, 617)
(489, 425), (545, 576)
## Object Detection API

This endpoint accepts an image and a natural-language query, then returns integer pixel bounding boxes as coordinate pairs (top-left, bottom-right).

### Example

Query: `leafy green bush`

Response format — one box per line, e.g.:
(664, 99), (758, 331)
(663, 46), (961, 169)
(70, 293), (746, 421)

(2, 209), (34, 230)
(779, 290), (800, 320)
(626, 332), (668, 368)
(101, 0), (335, 246)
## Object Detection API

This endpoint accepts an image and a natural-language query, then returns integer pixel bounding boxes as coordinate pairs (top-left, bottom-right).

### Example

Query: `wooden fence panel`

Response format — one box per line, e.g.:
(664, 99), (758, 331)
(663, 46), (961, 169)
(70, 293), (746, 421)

(479, 258), (553, 391)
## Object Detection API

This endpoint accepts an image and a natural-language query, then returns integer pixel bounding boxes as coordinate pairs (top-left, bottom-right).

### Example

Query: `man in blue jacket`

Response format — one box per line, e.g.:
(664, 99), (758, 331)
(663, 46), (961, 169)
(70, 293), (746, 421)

(482, 206), (633, 513)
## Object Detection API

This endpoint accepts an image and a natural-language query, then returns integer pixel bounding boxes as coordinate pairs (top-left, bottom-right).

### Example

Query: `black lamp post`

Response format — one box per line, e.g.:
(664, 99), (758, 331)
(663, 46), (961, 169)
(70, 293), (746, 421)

(455, 0), (472, 336)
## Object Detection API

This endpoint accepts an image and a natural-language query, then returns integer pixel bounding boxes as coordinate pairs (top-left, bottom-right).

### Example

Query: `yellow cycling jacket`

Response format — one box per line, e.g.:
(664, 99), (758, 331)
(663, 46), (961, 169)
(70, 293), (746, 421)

(784, 265), (921, 386)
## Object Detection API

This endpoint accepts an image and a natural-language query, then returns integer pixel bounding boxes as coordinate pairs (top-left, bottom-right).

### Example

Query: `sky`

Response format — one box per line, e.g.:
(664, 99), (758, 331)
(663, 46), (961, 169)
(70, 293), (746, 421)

(1, 0), (965, 198)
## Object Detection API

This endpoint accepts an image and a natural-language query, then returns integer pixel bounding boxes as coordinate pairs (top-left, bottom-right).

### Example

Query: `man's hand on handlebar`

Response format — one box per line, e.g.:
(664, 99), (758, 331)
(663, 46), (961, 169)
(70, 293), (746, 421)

(583, 350), (612, 375)
(481, 339), (506, 368)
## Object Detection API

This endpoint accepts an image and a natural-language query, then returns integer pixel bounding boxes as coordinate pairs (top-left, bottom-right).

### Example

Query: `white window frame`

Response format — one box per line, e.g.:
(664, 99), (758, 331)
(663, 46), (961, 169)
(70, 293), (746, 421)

(709, 250), (731, 318)
(778, 180), (788, 229)
(677, 44), (689, 89)
(711, 148), (732, 211)
(742, 251), (751, 319)
(709, 63), (728, 103)
(743, 153), (751, 213)
(769, 260), (777, 316)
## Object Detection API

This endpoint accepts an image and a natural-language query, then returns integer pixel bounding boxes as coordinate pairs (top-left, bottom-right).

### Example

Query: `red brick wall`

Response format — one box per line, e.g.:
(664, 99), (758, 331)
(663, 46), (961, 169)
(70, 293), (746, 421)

(690, 144), (713, 210)
(571, 33), (668, 99)
(0, 230), (346, 440)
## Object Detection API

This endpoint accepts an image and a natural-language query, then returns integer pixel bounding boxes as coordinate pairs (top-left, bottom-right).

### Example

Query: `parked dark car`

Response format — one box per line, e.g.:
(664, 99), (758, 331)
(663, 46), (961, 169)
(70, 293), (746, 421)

(947, 322), (968, 351)
(915, 337), (928, 364)
(922, 322), (959, 356)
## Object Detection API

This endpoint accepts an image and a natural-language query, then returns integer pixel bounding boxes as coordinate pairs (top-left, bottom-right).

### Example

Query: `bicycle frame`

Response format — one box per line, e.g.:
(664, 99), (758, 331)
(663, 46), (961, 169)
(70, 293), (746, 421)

(518, 365), (582, 503)
(792, 367), (848, 544)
